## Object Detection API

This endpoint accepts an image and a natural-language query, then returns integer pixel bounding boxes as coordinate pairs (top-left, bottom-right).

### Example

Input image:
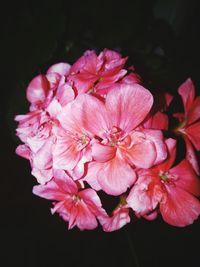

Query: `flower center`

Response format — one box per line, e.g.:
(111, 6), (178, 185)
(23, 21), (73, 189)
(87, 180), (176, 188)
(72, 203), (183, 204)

(108, 127), (124, 147)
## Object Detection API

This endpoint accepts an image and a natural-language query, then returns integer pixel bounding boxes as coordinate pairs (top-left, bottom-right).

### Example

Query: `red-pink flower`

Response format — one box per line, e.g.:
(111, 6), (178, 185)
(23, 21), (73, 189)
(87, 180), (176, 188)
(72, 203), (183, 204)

(127, 139), (200, 227)
(174, 78), (200, 174)
(68, 83), (167, 195)
(33, 170), (106, 230)
(68, 49), (127, 95)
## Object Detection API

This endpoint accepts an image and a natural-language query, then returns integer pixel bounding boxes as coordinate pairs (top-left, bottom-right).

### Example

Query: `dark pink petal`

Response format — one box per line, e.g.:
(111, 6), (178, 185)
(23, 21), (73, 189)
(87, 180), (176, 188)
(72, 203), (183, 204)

(121, 73), (141, 85)
(144, 111), (169, 130)
(53, 169), (78, 195)
(92, 143), (116, 162)
(15, 144), (30, 160)
(32, 179), (66, 201)
(47, 62), (71, 76)
(97, 155), (136, 196)
(69, 72), (98, 93)
(187, 96), (200, 125)
(105, 84), (153, 132)
(26, 75), (49, 105)
(170, 159), (200, 196)
(160, 186), (200, 227)
(79, 188), (105, 216)
(178, 78), (195, 114)
(185, 122), (200, 150)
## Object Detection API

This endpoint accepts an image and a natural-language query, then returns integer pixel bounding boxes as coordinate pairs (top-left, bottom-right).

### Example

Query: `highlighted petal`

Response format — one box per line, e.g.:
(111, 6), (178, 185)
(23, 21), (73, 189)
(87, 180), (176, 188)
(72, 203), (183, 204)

(92, 143), (116, 162)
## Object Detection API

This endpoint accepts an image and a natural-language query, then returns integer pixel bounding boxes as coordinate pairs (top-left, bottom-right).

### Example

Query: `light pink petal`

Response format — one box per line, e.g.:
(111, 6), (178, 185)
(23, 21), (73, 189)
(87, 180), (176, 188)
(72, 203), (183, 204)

(26, 75), (49, 105)
(184, 137), (200, 175)
(92, 143), (116, 162)
(141, 129), (167, 164)
(126, 135), (156, 169)
(121, 73), (141, 85)
(56, 83), (75, 106)
(178, 78), (195, 114)
(31, 167), (53, 184)
(47, 62), (71, 76)
(68, 94), (107, 135)
(187, 96), (200, 125)
(127, 174), (162, 215)
(75, 202), (98, 230)
(99, 207), (130, 232)
(185, 122), (200, 150)
(46, 98), (62, 118)
(83, 162), (102, 191)
(105, 84), (153, 132)
(170, 159), (200, 196)
(15, 144), (30, 160)
(160, 186), (200, 227)
(97, 155), (136, 196)
(53, 134), (80, 170)
(154, 138), (177, 172)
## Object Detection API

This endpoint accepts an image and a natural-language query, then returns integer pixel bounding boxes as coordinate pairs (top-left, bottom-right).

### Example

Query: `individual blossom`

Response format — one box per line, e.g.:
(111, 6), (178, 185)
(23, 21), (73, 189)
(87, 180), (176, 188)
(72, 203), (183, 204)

(68, 49), (128, 96)
(33, 169), (106, 230)
(68, 83), (167, 195)
(127, 138), (200, 227)
(173, 78), (200, 174)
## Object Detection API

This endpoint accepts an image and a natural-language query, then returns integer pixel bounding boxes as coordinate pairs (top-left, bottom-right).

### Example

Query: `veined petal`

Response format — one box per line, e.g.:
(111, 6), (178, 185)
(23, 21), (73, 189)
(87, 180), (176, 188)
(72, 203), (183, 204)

(160, 186), (200, 227)
(170, 159), (200, 196)
(97, 155), (136, 196)
(105, 84), (153, 132)
(92, 143), (116, 162)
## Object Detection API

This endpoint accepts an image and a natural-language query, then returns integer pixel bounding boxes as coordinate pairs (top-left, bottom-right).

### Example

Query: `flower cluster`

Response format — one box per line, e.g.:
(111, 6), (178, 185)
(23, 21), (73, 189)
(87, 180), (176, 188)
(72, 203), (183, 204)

(15, 49), (200, 231)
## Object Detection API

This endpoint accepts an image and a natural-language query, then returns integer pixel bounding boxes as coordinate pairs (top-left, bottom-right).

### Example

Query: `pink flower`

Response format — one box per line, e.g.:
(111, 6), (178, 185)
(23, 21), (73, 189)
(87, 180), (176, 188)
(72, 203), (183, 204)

(127, 139), (200, 227)
(174, 78), (200, 174)
(33, 170), (106, 230)
(68, 49), (127, 95)
(68, 83), (167, 195)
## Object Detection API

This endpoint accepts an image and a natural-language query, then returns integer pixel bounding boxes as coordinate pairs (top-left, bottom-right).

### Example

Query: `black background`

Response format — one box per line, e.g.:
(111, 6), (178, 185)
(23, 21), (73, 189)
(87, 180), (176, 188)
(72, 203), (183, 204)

(1, 0), (200, 266)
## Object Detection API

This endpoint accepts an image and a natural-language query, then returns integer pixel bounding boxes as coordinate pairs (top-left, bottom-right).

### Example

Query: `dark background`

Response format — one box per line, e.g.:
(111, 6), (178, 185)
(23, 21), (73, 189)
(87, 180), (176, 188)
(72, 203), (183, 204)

(1, 0), (200, 266)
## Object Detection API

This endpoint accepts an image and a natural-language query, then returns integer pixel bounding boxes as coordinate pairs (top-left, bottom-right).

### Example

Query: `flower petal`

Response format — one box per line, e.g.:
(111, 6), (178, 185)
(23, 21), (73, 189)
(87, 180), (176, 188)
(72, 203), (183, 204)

(186, 122), (200, 150)
(184, 136), (200, 175)
(97, 155), (136, 196)
(160, 186), (200, 227)
(47, 62), (71, 76)
(178, 78), (195, 114)
(92, 143), (116, 162)
(105, 83), (153, 132)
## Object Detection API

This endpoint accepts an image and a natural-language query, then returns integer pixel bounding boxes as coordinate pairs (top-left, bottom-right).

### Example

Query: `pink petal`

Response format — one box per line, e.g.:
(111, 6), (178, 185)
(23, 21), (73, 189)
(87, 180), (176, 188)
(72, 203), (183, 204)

(160, 186), (200, 227)
(53, 169), (78, 195)
(105, 84), (153, 132)
(170, 159), (200, 196)
(187, 96), (200, 125)
(99, 207), (130, 232)
(47, 62), (71, 76)
(26, 75), (49, 105)
(144, 111), (169, 130)
(178, 78), (195, 114)
(142, 129), (167, 164)
(15, 144), (30, 160)
(92, 143), (116, 162)
(97, 155), (136, 196)
(56, 83), (75, 106)
(83, 162), (102, 191)
(126, 133), (157, 168)
(31, 167), (53, 184)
